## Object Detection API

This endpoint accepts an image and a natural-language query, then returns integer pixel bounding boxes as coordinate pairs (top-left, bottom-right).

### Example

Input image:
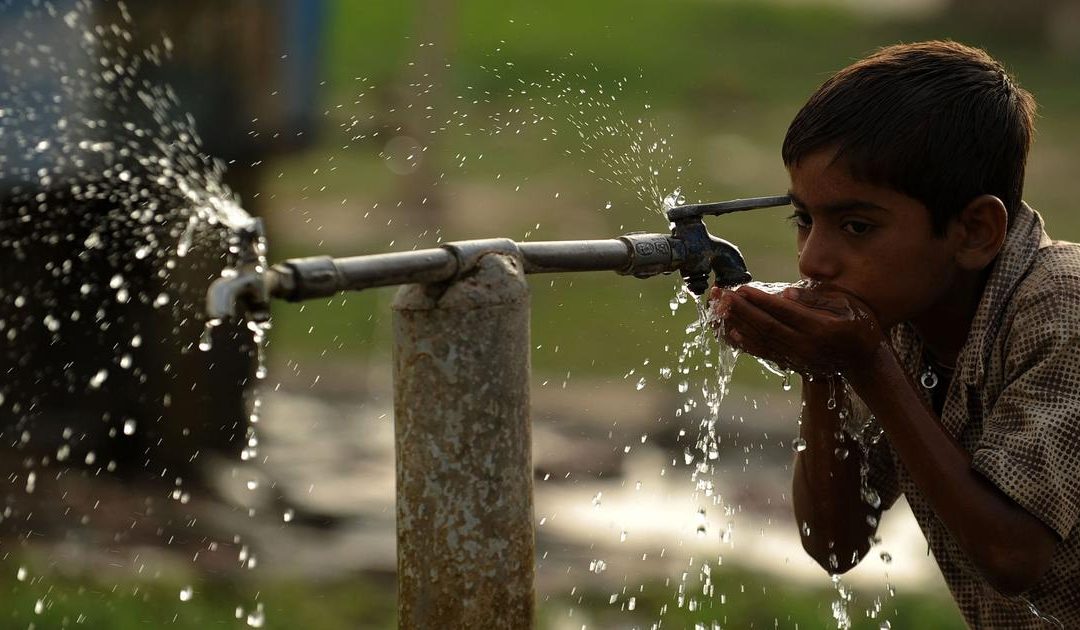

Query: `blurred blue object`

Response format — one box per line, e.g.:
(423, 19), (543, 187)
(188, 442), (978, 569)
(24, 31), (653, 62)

(0, 0), (327, 187)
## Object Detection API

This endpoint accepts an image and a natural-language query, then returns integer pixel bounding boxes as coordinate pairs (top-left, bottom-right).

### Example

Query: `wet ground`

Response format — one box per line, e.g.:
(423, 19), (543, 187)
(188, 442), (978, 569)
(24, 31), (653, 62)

(223, 359), (948, 600)
(0, 354), (949, 620)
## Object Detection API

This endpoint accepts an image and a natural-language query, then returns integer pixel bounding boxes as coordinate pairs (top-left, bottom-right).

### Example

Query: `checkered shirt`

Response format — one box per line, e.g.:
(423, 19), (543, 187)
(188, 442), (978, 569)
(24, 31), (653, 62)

(864, 202), (1080, 629)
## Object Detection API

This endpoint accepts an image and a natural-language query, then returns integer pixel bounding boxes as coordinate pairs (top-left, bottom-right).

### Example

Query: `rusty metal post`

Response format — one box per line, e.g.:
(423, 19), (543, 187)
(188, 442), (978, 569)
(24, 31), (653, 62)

(391, 252), (534, 629)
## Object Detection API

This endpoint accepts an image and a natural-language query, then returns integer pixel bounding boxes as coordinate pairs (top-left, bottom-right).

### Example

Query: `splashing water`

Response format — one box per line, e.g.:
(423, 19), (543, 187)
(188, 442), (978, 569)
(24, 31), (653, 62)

(0, 1), (269, 625)
(661, 187), (685, 214)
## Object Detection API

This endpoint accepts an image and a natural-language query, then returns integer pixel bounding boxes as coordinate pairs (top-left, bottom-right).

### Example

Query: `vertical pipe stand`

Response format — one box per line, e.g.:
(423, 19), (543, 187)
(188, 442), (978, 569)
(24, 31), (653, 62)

(392, 252), (534, 629)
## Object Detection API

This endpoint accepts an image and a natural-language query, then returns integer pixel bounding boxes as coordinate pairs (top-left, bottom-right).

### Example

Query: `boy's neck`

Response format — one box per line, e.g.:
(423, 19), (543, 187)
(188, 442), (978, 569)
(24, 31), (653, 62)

(909, 269), (990, 367)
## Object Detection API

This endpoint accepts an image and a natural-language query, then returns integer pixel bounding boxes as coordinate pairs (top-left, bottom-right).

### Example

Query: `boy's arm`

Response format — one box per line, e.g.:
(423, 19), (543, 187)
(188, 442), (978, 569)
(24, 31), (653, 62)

(717, 285), (1058, 594)
(847, 345), (1056, 596)
(792, 378), (882, 573)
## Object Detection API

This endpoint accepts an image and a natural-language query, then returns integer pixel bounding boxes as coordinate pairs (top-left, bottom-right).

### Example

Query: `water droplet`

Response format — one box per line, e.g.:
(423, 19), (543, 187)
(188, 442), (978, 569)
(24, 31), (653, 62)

(782, 372), (793, 391)
(861, 485), (882, 509)
(34, 598), (44, 614)
(43, 314), (60, 332)
(179, 586), (193, 601)
(246, 603), (265, 627)
(635, 377), (646, 391)
(283, 508), (295, 523)
(791, 437), (807, 453)
(16, 566), (27, 581)
(677, 380), (689, 393)
(89, 369), (108, 389)
(122, 419), (137, 436)
(879, 551), (892, 564)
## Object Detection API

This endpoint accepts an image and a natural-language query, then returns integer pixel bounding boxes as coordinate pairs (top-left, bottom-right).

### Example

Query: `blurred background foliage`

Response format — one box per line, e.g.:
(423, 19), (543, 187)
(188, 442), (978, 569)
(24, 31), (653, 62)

(265, 0), (1080, 385)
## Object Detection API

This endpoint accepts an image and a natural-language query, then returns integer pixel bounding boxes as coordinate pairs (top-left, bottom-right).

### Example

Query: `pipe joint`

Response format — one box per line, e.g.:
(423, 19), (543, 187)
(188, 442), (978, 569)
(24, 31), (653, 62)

(617, 233), (682, 278)
(442, 238), (522, 277)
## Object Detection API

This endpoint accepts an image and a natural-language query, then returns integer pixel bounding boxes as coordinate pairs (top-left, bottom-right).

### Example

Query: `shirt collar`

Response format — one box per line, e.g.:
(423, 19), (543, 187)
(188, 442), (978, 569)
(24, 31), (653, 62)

(956, 201), (1051, 386)
(888, 202), (1049, 388)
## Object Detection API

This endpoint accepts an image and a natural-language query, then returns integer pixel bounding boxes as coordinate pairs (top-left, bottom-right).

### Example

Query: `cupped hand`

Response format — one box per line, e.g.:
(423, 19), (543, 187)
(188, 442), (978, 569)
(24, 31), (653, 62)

(709, 282), (887, 378)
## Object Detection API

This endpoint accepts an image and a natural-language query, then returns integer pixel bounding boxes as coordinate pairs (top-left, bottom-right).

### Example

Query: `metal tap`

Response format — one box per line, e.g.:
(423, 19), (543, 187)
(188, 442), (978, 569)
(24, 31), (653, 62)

(664, 195), (792, 295)
(206, 195), (792, 320)
(205, 218), (277, 323)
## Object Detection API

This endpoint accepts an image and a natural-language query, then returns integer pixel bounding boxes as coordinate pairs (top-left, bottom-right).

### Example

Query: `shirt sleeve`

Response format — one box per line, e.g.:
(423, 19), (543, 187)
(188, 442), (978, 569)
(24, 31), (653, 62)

(971, 286), (1080, 540)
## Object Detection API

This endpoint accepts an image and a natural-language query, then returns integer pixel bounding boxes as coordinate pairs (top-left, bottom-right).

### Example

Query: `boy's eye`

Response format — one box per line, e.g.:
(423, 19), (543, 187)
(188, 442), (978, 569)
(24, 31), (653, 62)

(841, 221), (873, 235)
(787, 212), (811, 229)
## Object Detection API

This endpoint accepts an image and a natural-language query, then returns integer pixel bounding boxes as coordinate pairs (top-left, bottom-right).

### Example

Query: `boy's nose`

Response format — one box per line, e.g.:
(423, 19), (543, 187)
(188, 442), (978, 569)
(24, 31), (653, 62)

(797, 232), (840, 282)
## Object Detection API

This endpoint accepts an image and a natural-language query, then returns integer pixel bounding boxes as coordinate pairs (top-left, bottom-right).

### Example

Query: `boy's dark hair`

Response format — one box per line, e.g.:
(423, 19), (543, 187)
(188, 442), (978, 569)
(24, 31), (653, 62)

(782, 41), (1036, 234)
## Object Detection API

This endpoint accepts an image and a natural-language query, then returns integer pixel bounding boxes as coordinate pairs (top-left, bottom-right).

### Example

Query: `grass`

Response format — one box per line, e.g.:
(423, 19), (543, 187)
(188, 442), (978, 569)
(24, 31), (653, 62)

(544, 574), (967, 629)
(2, 567), (396, 629)
(1, 554), (964, 629)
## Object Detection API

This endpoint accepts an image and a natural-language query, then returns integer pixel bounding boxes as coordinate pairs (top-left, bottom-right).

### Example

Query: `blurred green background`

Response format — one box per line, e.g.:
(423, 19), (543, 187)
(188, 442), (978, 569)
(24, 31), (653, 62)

(266, 0), (1080, 383)
(12, 0), (1080, 627)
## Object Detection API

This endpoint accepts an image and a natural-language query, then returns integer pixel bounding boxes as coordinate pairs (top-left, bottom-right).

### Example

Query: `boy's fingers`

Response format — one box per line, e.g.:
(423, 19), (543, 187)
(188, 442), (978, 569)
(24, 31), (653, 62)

(724, 292), (801, 359)
(735, 285), (839, 331)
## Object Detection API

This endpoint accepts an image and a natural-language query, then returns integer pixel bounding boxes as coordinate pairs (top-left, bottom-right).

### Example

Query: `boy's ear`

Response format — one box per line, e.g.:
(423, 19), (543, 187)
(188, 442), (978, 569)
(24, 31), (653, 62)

(950, 195), (1008, 271)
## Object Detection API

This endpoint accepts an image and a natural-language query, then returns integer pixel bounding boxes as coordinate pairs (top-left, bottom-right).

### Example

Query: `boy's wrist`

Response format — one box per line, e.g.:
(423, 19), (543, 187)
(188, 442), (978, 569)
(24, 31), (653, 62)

(841, 341), (900, 397)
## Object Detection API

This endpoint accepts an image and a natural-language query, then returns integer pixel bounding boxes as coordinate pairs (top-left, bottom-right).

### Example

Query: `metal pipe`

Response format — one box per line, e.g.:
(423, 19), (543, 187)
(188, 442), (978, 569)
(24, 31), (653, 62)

(205, 194), (793, 321)
(274, 249), (458, 301)
(266, 235), (684, 304)
(393, 251), (534, 629)
(518, 239), (631, 273)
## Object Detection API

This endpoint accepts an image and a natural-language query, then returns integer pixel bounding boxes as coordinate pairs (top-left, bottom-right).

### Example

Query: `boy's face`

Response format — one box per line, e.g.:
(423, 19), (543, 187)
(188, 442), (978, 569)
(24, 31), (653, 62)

(787, 149), (961, 329)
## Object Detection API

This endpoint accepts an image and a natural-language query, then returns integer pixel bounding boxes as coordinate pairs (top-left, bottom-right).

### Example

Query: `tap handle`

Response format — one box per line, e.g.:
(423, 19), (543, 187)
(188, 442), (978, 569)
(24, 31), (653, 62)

(666, 195), (791, 222)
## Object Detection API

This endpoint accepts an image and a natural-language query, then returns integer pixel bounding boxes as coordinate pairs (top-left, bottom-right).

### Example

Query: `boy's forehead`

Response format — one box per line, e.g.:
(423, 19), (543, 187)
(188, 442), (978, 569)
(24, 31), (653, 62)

(786, 150), (924, 215)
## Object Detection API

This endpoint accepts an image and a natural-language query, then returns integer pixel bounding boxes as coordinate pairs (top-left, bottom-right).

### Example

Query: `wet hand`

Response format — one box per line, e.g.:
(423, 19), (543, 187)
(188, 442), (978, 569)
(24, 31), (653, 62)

(709, 283), (886, 377)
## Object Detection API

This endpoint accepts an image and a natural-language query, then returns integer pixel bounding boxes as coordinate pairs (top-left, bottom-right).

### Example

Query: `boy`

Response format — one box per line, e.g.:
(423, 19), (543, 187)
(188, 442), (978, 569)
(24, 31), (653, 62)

(714, 41), (1079, 627)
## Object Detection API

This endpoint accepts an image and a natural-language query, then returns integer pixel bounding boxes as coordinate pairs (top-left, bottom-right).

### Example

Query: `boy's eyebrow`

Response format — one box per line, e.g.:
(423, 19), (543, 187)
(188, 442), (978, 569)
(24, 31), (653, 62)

(787, 192), (889, 214)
